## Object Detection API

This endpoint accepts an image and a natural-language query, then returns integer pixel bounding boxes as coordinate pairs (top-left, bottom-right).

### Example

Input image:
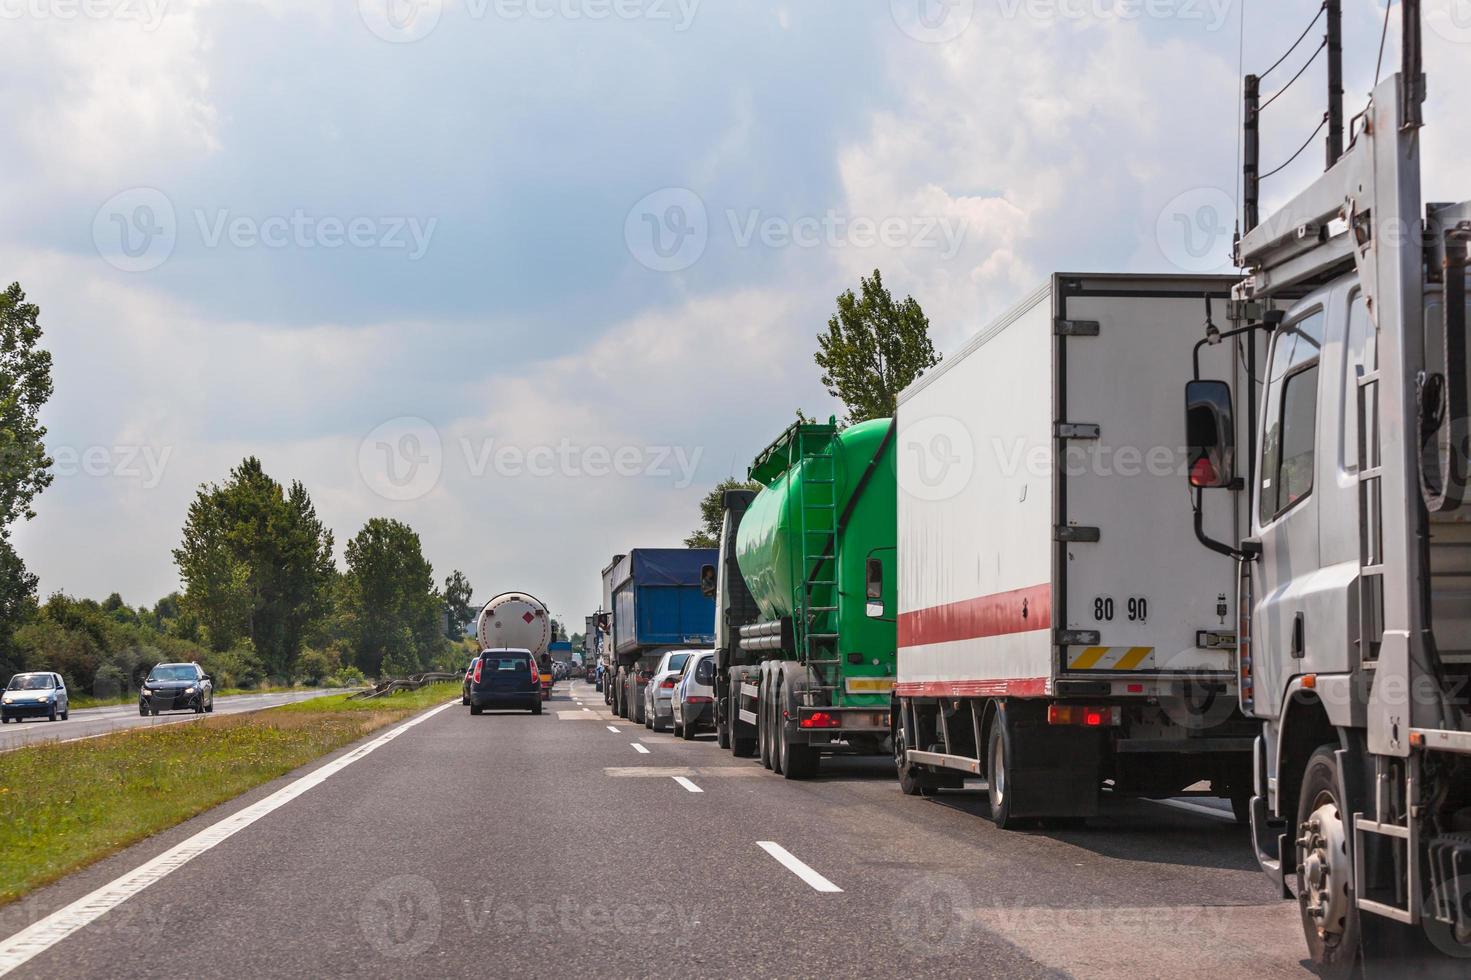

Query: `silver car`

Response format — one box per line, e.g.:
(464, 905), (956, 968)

(642, 649), (699, 733)
(671, 651), (716, 740)
(2, 672), (70, 723)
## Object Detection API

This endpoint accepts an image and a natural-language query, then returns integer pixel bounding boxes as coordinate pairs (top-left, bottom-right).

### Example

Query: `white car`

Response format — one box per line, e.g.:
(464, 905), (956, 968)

(642, 649), (700, 733)
(671, 651), (716, 740)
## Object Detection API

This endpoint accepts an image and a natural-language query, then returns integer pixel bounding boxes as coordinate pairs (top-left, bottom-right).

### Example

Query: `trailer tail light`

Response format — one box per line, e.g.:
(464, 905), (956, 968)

(1047, 704), (1120, 727)
(685, 696), (713, 704)
(799, 711), (842, 729)
(473, 661), (483, 684)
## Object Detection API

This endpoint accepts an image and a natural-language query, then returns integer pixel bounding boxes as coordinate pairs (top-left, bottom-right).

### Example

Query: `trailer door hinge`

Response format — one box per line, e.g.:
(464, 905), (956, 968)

(1056, 629), (1101, 646)
(1055, 422), (1101, 440)
(1055, 318), (1100, 337)
(1054, 525), (1100, 543)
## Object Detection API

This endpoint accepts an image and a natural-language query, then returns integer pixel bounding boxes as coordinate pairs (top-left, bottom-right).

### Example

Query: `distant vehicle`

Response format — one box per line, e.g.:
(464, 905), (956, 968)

(1, 672), (69, 723)
(671, 651), (716, 740)
(140, 663), (213, 716)
(584, 665), (596, 684)
(642, 649), (698, 733)
(462, 657), (478, 706)
(467, 648), (543, 716)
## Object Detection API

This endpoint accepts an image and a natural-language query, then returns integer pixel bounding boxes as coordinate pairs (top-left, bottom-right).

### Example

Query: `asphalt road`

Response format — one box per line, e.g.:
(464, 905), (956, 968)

(0, 681), (1315, 979)
(0, 689), (352, 754)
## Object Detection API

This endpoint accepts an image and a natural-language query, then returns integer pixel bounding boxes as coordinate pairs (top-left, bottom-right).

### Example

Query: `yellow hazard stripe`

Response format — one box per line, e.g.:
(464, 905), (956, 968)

(1114, 647), (1153, 670)
(1069, 647), (1110, 670)
(845, 678), (896, 694)
(1066, 646), (1156, 670)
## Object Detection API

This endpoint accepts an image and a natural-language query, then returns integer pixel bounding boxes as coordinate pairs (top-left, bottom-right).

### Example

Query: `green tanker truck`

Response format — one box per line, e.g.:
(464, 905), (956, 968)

(702, 417), (897, 779)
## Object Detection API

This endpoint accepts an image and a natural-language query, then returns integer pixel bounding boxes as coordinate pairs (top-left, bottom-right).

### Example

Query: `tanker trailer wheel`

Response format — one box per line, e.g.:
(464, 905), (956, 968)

(779, 664), (818, 780)
(768, 668), (784, 775)
(986, 702), (1023, 829)
(730, 682), (756, 758)
(759, 664), (774, 771)
(1295, 745), (1362, 978)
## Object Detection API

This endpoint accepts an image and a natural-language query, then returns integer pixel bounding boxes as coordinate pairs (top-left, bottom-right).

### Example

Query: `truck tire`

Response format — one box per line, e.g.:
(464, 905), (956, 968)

(730, 682), (756, 758)
(986, 704), (1021, 829)
(893, 705), (938, 797)
(1295, 745), (1360, 978)
(779, 664), (818, 780)
(759, 664), (774, 771)
(715, 690), (731, 749)
(769, 666), (784, 775)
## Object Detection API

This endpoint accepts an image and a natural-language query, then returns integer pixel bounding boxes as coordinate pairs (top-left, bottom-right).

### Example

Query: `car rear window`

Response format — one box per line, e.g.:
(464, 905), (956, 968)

(493, 657), (532, 671)
(694, 657), (714, 684)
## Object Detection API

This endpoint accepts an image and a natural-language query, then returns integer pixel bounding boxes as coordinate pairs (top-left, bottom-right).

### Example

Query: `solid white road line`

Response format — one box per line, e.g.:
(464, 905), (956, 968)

(607, 726), (621, 733)
(672, 776), (703, 794)
(757, 841), (843, 893)
(0, 700), (458, 977)
(1146, 798), (1239, 823)
(631, 743), (650, 754)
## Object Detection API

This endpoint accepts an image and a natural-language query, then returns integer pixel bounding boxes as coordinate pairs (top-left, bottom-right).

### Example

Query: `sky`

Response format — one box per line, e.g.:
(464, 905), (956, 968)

(4, 0), (1470, 626)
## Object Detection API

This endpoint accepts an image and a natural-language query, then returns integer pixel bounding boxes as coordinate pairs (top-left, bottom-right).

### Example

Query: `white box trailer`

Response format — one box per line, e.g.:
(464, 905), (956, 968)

(893, 273), (1259, 828)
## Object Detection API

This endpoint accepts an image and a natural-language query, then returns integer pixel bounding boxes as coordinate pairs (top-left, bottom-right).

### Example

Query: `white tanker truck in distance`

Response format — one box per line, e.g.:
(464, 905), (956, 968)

(476, 592), (554, 696)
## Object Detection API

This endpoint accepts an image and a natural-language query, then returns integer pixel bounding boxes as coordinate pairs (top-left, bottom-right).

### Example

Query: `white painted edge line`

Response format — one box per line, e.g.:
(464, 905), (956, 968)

(0, 700), (458, 976)
(1145, 798), (1239, 823)
(631, 743), (650, 754)
(672, 776), (703, 794)
(607, 726), (620, 733)
(583, 708), (593, 713)
(757, 842), (842, 893)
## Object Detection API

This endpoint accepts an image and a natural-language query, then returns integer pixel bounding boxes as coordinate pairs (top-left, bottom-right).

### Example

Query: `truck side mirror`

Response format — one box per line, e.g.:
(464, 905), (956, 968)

(865, 558), (884, 617)
(1185, 380), (1236, 489)
(699, 564), (717, 598)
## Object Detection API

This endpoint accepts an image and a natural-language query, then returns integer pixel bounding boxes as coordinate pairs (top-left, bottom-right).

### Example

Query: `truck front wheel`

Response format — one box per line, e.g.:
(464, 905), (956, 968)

(1295, 745), (1360, 977)
(987, 706), (1020, 829)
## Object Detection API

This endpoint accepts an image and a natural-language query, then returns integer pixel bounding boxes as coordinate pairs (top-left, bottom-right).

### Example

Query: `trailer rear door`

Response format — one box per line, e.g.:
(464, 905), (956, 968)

(1053, 276), (1242, 679)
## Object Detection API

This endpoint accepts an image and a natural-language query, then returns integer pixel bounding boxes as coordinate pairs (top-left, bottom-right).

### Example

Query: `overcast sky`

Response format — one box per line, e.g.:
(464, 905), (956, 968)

(4, 0), (1469, 625)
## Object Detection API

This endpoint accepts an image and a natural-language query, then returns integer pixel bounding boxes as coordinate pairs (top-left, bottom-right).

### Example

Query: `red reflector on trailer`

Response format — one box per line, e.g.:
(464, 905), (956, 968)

(686, 696), (713, 704)
(1126, 683), (1144, 694)
(799, 711), (842, 729)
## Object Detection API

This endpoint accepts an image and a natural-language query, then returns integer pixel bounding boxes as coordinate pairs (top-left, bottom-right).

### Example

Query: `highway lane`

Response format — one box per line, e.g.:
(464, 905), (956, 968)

(0, 681), (1310, 978)
(0, 689), (352, 754)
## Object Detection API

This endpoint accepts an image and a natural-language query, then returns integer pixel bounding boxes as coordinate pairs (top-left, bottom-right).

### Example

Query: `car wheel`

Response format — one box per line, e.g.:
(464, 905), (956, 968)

(151, 707), (160, 717)
(206, 698), (213, 713)
(139, 707), (148, 717)
(531, 702), (543, 716)
(470, 703), (483, 716)
(680, 715), (697, 741)
(48, 705), (57, 722)
(61, 708), (69, 721)
(195, 698), (205, 714)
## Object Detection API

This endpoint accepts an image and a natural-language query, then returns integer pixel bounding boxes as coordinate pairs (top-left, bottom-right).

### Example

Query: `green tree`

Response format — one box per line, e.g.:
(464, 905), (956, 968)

(814, 269), (940, 424)
(341, 518), (443, 678)
(443, 569), (474, 639)
(172, 457), (336, 678)
(0, 283), (54, 676)
(685, 477), (760, 548)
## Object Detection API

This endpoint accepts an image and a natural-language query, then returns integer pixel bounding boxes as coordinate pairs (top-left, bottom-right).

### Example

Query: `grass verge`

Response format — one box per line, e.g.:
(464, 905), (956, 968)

(0, 683), (457, 906)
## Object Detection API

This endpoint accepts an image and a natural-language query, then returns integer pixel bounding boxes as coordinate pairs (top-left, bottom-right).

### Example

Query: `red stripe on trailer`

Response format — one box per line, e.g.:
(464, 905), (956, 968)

(898, 583), (1051, 648)
(893, 678), (1050, 698)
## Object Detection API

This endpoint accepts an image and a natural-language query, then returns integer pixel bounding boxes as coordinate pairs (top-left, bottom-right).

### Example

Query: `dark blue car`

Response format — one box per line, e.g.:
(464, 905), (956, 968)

(468, 648), (543, 716)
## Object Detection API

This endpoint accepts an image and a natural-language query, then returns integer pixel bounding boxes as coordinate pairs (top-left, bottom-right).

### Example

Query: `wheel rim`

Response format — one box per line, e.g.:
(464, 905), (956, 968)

(1298, 790), (1351, 943)
(989, 733), (1006, 809)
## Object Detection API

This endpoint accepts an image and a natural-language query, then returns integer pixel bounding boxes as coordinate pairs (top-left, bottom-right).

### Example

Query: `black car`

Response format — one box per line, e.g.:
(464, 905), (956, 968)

(140, 662), (214, 716)
(468, 648), (542, 716)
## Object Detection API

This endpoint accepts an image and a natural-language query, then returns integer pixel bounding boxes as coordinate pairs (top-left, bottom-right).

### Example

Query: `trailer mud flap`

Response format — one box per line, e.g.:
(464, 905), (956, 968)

(1006, 713), (1104, 818)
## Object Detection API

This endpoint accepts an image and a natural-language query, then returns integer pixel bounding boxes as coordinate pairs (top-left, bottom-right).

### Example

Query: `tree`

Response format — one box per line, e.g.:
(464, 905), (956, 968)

(172, 457), (336, 678)
(340, 518), (443, 678)
(685, 477), (760, 548)
(443, 569), (474, 639)
(0, 283), (54, 674)
(814, 269), (940, 424)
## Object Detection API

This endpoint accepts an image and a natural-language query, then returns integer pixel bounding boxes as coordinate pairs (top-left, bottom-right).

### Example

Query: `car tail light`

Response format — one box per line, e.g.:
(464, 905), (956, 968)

(1046, 704), (1120, 727)
(659, 678), (677, 690)
(799, 711), (841, 729)
(473, 661), (483, 684)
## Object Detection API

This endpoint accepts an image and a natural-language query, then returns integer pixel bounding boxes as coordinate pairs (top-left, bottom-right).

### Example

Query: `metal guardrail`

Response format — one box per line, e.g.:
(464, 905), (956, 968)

(347, 672), (462, 700)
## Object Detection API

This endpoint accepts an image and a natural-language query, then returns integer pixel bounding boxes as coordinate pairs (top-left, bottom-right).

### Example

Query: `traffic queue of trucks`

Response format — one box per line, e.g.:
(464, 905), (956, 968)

(588, 7), (1470, 971)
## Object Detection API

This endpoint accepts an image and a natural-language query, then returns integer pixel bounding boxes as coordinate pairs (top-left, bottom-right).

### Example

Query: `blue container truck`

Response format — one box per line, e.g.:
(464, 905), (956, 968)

(605, 548), (717, 724)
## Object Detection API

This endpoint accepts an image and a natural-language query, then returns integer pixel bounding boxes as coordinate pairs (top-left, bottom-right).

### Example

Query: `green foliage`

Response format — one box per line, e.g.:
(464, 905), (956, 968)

(686, 477), (761, 548)
(814, 269), (940, 424)
(443, 569), (474, 638)
(339, 518), (446, 679)
(172, 457), (335, 679)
